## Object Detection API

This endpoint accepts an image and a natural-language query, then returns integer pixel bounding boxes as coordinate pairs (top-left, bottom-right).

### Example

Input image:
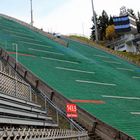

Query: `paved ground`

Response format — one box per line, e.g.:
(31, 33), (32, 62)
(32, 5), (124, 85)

(0, 16), (140, 139)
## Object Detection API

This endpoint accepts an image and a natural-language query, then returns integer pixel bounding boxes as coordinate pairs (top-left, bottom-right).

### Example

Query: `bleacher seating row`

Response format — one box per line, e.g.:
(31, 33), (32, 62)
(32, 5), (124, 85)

(0, 58), (88, 139)
(0, 93), (57, 126)
(0, 60), (57, 127)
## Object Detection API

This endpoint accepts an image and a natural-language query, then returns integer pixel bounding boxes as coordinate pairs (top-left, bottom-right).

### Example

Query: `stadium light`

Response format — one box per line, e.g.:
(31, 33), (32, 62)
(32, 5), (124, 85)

(30, 0), (34, 26)
(91, 0), (98, 42)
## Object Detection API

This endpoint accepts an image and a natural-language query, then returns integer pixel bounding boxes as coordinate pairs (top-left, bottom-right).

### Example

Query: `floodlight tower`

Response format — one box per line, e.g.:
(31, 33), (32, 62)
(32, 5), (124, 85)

(30, 0), (34, 26)
(91, 0), (98, 42)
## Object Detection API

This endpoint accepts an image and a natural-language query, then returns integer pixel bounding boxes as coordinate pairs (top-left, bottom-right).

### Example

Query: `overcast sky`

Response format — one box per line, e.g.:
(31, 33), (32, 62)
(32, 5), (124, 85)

(0, 0), (139, 37)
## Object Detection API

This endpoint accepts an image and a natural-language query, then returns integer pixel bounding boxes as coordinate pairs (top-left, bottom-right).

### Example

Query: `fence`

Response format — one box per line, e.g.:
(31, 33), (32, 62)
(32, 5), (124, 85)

(0, 127), (88, 140)
(0, 59), (32, 101)
(0, 57), (88, 139)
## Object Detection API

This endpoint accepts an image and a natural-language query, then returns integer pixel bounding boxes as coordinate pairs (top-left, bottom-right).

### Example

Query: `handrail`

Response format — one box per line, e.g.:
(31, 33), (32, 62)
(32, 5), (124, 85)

(0, 51), (87, 133)
(36, 90), (85, 132)
(0, 127), (88, 140)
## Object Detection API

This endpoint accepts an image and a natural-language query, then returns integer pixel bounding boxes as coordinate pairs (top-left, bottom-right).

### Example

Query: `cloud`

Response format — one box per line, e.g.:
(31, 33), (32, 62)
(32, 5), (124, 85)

(34, 0), (93, 37)
(1, 0), (139, 37)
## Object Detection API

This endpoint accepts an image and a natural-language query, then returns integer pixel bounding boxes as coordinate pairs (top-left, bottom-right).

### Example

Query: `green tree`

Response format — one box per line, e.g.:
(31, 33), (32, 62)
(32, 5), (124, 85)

(137, 12), (140, 33)
(91, 10), (109, 41)
(90, 16), (97, 40)
(98, 10), (109, 40)
(108, 16), (114, 25)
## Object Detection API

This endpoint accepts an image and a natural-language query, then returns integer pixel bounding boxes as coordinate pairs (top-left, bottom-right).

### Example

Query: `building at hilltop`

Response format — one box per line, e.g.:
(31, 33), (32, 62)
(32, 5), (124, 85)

(107, 6), (140, 53)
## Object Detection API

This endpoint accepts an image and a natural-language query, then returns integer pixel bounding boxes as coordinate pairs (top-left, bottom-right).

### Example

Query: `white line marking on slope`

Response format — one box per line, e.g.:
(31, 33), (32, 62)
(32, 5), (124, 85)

(131, 112), (140, 115)
(116, 67), (134, 71)
(76, 80), (116, 86)
(103, 60), (121, 64)
(19, 41), (51, 48)
(29, 48), (64, 55)
(102, 95), (140, 100)
(42, 57), (79, 64)
(94, 54), (109, 58)
(132, 76), (140, 79)
(56, 67), (95, 74)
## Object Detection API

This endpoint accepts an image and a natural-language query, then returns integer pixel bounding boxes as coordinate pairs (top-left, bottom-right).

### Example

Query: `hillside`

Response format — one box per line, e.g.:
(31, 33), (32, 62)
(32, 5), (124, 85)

(0, 15), (140, 139)
(68, 35), (140, 66)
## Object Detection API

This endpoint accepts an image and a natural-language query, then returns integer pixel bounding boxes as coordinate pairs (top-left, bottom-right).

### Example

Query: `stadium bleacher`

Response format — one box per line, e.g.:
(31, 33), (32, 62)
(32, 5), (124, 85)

(0, 14), (140, 139)
(0, 58), (56, 126)
(0, 57), (88, 139)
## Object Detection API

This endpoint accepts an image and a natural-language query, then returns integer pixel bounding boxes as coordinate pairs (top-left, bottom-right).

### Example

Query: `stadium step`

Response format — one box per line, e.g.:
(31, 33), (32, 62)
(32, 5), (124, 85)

(0, 61), (58, 127)
(0, 105), (50, 120)
(0, 115), (57, 127)
(0, 92), (44, 112)
(0, 93), (57, 127)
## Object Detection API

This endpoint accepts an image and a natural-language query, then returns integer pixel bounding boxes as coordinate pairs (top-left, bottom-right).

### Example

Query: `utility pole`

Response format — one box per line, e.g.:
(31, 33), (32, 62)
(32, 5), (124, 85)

(91, 0), (98, 42)
(12, 43), (18, 97)
(30, 0), (33, 26)
(82, 22), (85, 36)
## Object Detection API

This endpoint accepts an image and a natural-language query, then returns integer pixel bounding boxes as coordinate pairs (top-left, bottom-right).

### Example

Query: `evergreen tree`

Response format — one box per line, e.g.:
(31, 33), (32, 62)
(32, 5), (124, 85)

(137, 12), (140, 33)
(138, 12), (140, 21)
(90, 16), (97, 40)
(91, 10), (109, 41)
(109, 16), (114, 25)
(98, 10), (109, 40)
(90, 13), (100, 41)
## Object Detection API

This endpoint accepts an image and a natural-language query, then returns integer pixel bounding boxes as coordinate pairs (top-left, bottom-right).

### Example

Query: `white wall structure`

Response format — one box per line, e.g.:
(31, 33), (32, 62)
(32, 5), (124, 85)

(114, 34), (140, 53)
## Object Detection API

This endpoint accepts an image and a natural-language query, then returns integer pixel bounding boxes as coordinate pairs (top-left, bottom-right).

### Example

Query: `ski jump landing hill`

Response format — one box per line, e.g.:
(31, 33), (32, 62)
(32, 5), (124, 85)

(0, 14), (140, 140)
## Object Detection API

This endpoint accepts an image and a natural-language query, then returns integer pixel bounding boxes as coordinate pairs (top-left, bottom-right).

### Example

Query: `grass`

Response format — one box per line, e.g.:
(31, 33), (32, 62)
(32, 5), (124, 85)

(68, 35), (140, 66)
(117, 51), (140, 64)
(69, 35), (91, 43)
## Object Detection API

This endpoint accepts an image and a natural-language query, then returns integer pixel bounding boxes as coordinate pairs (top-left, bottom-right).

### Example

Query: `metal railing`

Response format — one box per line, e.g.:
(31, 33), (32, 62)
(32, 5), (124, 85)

(0, 59), (88, 139)
(0, 127), (88, 140)
(41, 92), (85, 131)
(0, 59), (25, 82)
(0, 70), (88, 139)
(0, 59), (83, 130)
(0, 70), (31, 101)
